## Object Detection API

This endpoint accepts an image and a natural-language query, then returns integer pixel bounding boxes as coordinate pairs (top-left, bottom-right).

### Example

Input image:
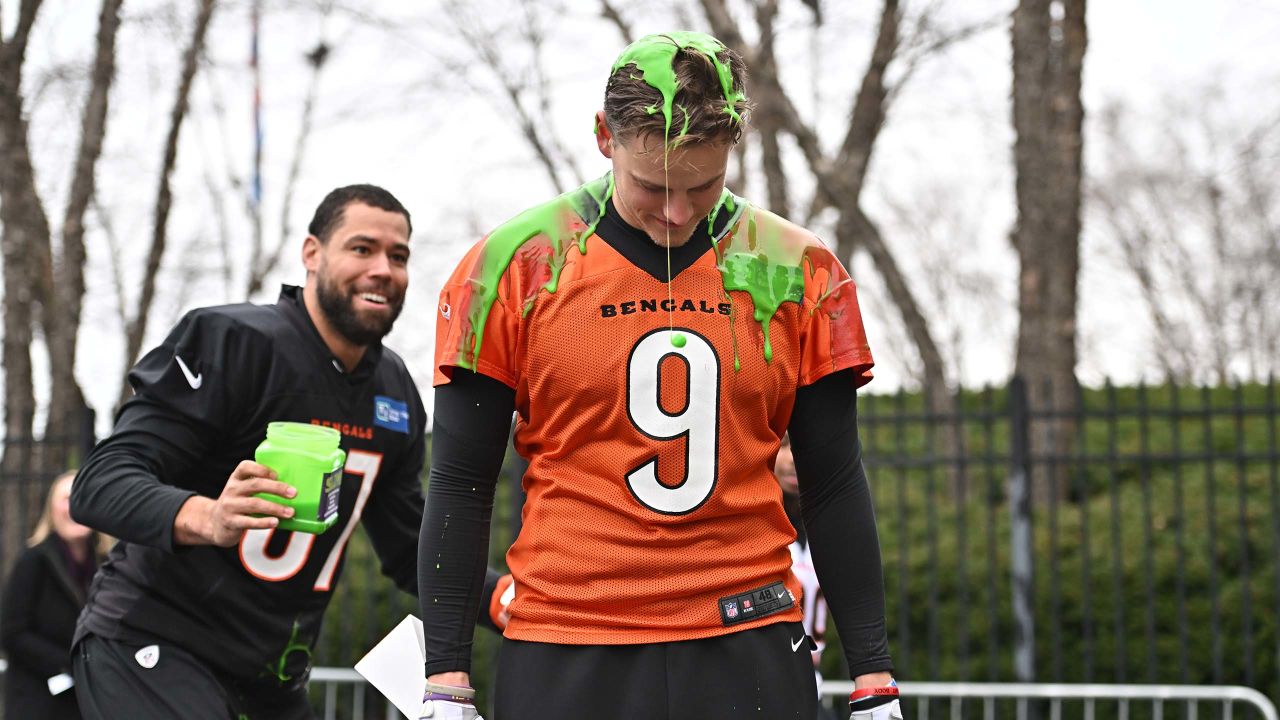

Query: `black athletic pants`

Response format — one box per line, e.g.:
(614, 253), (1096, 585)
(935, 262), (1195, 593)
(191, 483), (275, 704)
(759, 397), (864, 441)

(73, 634), (312, 720)
(496, 621), (819, 720)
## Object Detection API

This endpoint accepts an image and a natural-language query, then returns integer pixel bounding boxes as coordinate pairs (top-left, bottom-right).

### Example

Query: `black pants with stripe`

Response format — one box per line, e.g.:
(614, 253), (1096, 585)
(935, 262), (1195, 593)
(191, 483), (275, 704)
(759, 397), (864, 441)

(496, 621), (819, 720)
(72, 634), (313, 720)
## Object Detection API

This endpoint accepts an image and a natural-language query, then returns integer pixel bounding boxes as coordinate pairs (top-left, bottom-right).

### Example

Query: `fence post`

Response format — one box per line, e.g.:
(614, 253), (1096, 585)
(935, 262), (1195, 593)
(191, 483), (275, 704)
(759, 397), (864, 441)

(1008, 376), (1036, 684)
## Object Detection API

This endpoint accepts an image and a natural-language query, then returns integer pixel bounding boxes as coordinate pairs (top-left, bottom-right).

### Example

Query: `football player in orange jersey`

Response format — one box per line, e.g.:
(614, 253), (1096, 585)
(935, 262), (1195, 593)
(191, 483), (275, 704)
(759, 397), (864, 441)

(419, 31), (901, 720)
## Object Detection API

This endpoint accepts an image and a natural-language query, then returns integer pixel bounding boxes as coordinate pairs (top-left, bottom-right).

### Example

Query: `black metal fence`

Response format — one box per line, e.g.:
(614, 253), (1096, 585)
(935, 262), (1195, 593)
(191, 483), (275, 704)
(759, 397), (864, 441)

(2, 379), (1277, 714)
(856, 377), (1278, 711)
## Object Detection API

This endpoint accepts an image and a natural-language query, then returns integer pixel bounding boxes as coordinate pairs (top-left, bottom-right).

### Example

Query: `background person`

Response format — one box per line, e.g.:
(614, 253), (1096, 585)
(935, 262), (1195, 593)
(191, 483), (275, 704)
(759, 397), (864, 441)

(2, 470), (111, 719)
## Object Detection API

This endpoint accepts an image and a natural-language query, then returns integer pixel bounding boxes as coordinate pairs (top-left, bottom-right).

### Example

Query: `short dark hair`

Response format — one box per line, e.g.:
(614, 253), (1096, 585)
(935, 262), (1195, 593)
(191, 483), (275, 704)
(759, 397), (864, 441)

(307, 184), (412, 243)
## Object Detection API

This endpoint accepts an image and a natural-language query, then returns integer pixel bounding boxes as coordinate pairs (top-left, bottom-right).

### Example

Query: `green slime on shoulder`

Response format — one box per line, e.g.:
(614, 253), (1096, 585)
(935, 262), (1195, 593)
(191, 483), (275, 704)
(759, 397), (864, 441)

(708, 189), (807, 363)
(458, 175), (613, 370)
(457, 175), (813, 370)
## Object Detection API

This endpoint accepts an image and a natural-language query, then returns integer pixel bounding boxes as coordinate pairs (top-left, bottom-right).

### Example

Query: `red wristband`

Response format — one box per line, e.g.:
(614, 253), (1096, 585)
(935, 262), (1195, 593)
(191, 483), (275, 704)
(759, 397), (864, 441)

(849, 684), (899, 708)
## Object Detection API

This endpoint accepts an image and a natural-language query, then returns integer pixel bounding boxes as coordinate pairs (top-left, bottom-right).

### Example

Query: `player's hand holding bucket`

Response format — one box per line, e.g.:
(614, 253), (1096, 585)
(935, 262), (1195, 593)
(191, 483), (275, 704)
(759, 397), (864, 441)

(253, 421), (346, 534)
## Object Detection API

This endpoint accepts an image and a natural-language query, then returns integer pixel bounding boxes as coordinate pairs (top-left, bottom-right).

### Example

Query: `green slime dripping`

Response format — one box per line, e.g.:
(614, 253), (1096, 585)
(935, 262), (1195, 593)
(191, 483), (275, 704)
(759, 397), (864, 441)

(265, 619), (312, 683)
(458, 175), (612, 370)
(611, 31), (746, 143)
(708, 189), (807, 363)
(457, 175), (817, 370)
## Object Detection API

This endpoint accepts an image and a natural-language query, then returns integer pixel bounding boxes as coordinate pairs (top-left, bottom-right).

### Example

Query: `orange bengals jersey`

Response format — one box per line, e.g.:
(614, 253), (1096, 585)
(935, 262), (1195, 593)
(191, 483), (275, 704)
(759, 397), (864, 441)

(433, 179), (873, 645)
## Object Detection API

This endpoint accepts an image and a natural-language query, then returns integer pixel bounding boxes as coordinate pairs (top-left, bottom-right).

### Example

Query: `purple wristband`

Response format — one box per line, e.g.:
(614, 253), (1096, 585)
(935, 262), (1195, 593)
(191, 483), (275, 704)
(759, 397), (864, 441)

(424, 691), (473, 704)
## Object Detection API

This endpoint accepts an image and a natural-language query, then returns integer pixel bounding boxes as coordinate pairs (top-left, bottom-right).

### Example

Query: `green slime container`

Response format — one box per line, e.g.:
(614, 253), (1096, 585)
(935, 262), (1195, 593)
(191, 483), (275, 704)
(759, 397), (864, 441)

(254, 421), (346, 534)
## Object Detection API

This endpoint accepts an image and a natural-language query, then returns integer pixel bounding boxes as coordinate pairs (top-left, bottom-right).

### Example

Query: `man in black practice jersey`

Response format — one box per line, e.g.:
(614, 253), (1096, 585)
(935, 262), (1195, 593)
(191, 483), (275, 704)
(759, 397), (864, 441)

(70, 185), (505, 720)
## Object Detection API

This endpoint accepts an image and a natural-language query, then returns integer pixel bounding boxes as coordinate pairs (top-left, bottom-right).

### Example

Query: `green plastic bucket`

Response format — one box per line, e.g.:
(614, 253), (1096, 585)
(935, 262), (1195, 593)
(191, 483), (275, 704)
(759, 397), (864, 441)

(254, 421), (346, 534)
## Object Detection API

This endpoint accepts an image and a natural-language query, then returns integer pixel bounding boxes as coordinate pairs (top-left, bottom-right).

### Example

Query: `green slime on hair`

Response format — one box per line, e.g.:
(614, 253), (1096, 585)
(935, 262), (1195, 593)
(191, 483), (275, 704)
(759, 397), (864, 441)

(610, 31), (746, 142)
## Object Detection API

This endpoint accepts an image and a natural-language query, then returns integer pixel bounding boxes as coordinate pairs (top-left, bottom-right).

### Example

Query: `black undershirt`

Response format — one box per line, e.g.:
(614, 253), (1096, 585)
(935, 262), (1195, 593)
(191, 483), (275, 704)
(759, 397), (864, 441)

(594, 198), (732, 281)
(418, 207), (892, 679)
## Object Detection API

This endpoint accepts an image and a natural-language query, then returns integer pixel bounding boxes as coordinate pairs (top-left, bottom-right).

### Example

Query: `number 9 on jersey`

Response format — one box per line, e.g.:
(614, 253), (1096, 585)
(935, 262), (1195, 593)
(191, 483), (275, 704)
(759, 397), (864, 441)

(625, 329), (720, 515)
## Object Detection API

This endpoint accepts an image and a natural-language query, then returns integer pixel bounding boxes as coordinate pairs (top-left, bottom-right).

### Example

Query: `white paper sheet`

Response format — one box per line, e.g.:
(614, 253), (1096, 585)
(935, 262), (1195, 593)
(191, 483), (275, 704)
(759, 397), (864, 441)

(355, 614), (426, 719)
(47, 672), (74, 695)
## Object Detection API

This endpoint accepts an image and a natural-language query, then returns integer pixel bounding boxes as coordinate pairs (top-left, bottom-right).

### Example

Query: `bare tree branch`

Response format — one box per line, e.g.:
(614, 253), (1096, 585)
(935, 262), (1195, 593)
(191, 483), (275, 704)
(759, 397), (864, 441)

(888, 13), (1005, 106)
(443, 0), (578, 193)
(752, 0), (789, 218)
(193, 49), (248, 299)
(1089, 180), (1192, 381)
(834, 0), (900, 197)
(1201, 175), (1237, 384)
(121, 0), (217, 405)
(519, 0), (584, 187)
(2, 0), (44, 60)
(446, 5), (556, 190)
(91, 195), (130, 333)
(698, 0), (755, 66)
(841, 205), (948, 390)
(598, 0), (634, 45)
(0, 0), (50, 467)
(247, 38), (331, 299)
(43, 0), (123, 445)
(194, 131), (235, 301)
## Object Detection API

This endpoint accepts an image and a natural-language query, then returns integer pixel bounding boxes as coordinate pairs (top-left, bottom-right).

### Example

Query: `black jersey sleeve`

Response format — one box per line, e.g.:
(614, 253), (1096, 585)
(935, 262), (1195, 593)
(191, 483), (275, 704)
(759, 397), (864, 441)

(70, 309), (254, 552)
(418, 370), (514, 677)
(361, 381), (429, 595)
(788, 369), (894, 678)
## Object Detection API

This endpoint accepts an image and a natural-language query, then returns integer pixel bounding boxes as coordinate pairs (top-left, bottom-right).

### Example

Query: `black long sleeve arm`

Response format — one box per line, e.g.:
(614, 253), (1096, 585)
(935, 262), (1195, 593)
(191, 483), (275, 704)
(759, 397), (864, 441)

(418, 370), (516, 676)
(788, 369), (894, 678)
(69, 397), (212, 552)
(69, 310), (243, 551)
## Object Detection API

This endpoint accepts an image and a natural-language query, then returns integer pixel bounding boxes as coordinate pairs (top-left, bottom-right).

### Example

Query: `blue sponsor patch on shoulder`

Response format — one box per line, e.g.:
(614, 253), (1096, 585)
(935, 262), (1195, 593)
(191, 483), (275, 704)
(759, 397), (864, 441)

(373, 395), (410, 433)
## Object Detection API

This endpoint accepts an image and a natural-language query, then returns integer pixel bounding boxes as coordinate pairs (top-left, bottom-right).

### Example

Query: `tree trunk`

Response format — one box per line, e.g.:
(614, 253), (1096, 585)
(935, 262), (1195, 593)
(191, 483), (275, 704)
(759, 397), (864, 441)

(751, 0), (789, 219)
(1, 0), (48, 472)
(0, 0), (47, 576)
(1011, 0), (1086, 502)
(42, 0), (123, 469)
(121, 0), (216, 406)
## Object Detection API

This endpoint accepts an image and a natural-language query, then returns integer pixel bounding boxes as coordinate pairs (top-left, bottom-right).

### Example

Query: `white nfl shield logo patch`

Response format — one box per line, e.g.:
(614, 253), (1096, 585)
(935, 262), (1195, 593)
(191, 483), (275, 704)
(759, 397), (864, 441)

(135, 644), (160, 669)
